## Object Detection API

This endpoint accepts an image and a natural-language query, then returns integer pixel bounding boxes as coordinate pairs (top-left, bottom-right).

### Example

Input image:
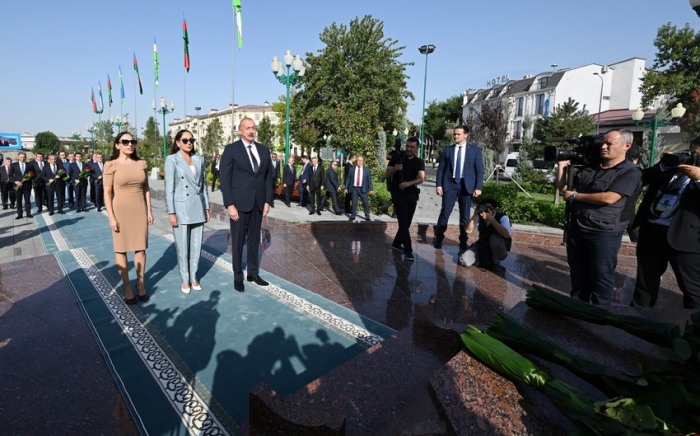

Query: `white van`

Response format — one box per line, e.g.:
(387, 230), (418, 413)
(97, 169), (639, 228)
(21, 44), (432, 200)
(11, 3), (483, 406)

(503, 152), (519, 178)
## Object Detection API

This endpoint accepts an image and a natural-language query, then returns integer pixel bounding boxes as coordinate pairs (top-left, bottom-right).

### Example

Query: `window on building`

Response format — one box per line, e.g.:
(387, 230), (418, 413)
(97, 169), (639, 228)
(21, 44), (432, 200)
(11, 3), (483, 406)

(255, 114), (260, 121)
(514, 121), (522, 139)
(516, 97), (524, 117)
(538, 77), (550, 89)
(536, 94), (545, 115)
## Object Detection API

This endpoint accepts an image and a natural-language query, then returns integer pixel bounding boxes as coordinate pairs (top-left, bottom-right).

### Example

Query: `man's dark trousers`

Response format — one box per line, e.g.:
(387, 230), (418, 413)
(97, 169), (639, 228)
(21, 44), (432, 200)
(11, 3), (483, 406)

(230, 208), (262, 282)
(436, 183), (472, 250)
(75, 181), (87, 210)
(566, 227), (622, 305)
(392, 190), (418, 254)
(16, 183), (31, 216)
(632, 222), (700, 309)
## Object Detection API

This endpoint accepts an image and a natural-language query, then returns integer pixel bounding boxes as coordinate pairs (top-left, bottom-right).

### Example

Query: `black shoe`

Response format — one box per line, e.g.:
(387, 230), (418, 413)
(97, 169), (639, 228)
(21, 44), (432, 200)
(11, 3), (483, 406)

(309, 210), (315, 215)
(364, 216), (370, 222)
(317, 211), (322, 216)
(49, 212), (54, 216)
(83, 208), (89, 212)
(349, 217), (355, 221)
(58, 211), (64, 214)
(97, 207), (102, 212)
(404, 252), (415, 261)
(286, 202), (291, 207)
(392, 243), (403, 252)
(234, 280), (245, 292)
(26, 214), (33, 218)
(125, 296), (137, 305)
(15, 215), (23, 219)
(138, 292), (150, 302)
(434, 238), (443, 249)
(335, 212), (342, 216)
(2, 206), (6, 210)
(247, 275), (269, 286)
(270, 203), (275, 208)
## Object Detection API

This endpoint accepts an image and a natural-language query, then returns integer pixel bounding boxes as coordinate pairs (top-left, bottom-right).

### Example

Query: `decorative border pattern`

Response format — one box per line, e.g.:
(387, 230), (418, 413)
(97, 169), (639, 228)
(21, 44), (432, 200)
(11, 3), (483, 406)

(43, 212), (70, 251)
(162, 234), (385, 347)
(69, 248), (230, 436)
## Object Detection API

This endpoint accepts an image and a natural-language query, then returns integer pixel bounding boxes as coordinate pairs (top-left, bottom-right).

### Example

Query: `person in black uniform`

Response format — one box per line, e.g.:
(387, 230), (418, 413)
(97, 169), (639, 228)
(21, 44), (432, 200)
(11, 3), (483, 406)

(560, 129), (642, 305)
(282, 156), (296, 207)
(307, 157), (325, 215)
(386, 137), (425, 261)
(322, 161), (342, 215)
(343, 153), (355, 214)
(630, 136), (700, 309)
(210, 154), (221, 191)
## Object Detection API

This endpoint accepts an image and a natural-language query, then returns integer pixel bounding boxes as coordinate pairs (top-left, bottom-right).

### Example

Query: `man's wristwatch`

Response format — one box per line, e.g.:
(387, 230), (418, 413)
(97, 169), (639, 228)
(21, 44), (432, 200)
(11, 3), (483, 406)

(570, 193), (577, 202)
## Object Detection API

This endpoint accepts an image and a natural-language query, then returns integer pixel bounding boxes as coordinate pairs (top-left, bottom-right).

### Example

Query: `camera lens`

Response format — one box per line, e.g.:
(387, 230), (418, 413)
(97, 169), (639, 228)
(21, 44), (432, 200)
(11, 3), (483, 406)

(478, 204), (487, 212)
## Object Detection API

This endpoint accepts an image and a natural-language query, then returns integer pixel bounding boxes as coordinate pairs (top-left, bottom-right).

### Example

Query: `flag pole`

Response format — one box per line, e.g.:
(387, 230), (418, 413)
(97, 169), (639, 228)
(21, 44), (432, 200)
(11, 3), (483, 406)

(184, 69), (187, 123)
(231, 6), (236, 143)
(133, 70), (138, 140)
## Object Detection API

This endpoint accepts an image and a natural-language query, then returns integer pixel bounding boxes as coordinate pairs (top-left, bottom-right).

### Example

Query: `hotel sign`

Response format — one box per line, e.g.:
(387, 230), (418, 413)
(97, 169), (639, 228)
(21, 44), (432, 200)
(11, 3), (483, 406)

(487, 74), (510, 87)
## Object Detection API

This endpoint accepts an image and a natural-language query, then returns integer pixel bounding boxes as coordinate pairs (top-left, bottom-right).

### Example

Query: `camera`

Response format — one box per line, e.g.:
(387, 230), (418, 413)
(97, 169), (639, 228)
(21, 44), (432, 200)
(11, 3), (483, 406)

(543, 134), (604, 166)
(477, 204), (493, 213)
(661, 151), (700, 168)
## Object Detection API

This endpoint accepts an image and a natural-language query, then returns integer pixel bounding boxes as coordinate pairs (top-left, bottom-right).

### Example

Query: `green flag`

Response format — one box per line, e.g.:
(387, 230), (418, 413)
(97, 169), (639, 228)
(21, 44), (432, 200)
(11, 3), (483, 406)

(154, 38), (159, 88)
(232, 0), (243, 49)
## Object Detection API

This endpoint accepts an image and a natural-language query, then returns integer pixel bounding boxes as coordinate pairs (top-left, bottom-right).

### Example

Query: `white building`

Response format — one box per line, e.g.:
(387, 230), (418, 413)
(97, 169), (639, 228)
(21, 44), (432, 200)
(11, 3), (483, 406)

(462, 57), (658, 156)
(168, 102), (280, 147)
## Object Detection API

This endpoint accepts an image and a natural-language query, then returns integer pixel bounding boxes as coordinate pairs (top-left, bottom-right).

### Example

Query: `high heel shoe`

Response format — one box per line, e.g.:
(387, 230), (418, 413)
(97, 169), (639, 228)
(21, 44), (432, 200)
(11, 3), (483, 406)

(136, 284), (150, 301)
(181, 285), (191, 294)
(191, 282), (202, 291)
(125, 296), (137, 305)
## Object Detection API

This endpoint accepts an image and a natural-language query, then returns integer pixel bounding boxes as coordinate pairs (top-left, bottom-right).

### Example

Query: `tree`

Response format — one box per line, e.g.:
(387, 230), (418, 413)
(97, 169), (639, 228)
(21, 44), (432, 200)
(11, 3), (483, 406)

(639, 23), (700, 138)
(292, 124), (320, 157)
(534, 98), (595, 142)
(140, 116), (161, 161)
(423, 94), (464, 143)
(201, 118), (224, 160)
(471, 101), (511, 165)
(296, 15), (413, 163)
(33, 131), (61, 155)
(376, 129), (387, 169)
(257, 116), (276, 150)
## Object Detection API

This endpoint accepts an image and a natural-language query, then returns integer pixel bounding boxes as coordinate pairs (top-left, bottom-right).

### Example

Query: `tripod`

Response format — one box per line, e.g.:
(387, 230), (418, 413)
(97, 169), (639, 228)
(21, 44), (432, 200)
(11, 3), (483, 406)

(485, 165), (532, 198)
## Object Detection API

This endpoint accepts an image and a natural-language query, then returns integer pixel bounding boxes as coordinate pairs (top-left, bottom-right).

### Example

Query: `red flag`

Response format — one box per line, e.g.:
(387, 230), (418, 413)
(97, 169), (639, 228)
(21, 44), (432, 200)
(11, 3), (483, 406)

(91, 88), (97, 113)
(183, 15), (190, 72)
(133, 52), (143, 94)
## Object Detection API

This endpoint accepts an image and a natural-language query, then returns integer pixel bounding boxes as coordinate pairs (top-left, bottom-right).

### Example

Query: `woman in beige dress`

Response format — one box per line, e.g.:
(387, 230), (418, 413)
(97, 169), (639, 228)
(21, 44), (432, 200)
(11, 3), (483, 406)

(103, 132), (154, 304)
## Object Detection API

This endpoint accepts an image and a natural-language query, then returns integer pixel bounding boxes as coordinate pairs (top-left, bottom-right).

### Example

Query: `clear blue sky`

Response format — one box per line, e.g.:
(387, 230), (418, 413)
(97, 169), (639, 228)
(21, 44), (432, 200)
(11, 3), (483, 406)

(1, 0), (696, 138)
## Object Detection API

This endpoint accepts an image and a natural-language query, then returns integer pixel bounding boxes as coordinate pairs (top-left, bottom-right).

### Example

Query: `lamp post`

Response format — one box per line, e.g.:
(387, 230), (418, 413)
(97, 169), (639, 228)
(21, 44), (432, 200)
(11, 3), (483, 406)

(86, 125), (97, 154)
(194, 106), (202, 146)
(631, 103), (686, 167)
(593, 71), (605, 134)
(691, 0), (700, 17)
(323, 134), (332, 161)
(418, 44), (435, 159)
(270, 50), (305, 161)
(112, 114), (124, 134)
(153, 97), (176, 160)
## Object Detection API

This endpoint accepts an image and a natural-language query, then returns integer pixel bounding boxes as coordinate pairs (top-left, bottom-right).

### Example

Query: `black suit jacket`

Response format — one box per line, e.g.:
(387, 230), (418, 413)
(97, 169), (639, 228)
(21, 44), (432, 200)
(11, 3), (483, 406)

(31, 160), (46, 178)
(344, 162), (353, 182)
(11, 161), (34, 183)
(270, 160), (281, 183)
(41, 162), (65, 187)
(325, 166), (339, 191)
(210, 158), (220, 175)
(69, 161), (87, 182)
(308, 164), (325, 189)
(632, 164), (700, 253)
(89, 161), (104, 181)
(283, 163), (296, 186)
(1, 165), (12, 185)
(220, 140), (273, 212)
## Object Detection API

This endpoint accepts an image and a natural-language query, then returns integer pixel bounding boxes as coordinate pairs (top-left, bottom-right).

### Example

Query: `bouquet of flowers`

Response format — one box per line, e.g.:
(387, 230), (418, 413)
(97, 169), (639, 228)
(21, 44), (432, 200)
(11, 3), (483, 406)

(56, 168), (69, 182)
(78, 166), (93, 181)
(14, 171), (34, 191)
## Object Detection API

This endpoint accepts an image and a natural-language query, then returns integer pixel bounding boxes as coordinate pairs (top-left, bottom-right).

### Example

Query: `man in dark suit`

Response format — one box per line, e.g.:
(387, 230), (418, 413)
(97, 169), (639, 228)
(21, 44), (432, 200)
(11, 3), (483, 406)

(307, 157), (325, 215)
(631, 137), (700, 309)
(11, 152), (34, 218)
(1, 157), (16, 210)
(220, 117), (274, 292)
(41, 154), (65, 215)
(69, 152), (89, 212)
(344, 153), (355, 213)
(298, 155), (311, 207)
(31, 152), (47, 213)
(269, 152), (281, 207)
(434, 125), (484, 251)
(64, 152), (75, 208)
(282, 156), (296, 207)
(86, 153), (96, 205)
(344, 155), (373, 221)
(322, 161), (342, 215)
(90, 152), (105, 212)
(210, 154), (221, 191)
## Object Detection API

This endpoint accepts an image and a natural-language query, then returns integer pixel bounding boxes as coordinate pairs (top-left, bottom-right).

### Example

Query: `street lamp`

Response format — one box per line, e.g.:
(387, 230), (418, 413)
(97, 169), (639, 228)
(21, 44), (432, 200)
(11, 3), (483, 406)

(111, 114), (124, 134)
(418, 44), (435, 159)
(631, 103), (687, 167)
(691, 0), (700, 17)
(323, 134), (332, 161)
(593, 68), (609, 134)
(86, 125), (97, 153)
(152, 97), (176, 160)
(271, 50), (305, 161)
(194, 106), (202, 146)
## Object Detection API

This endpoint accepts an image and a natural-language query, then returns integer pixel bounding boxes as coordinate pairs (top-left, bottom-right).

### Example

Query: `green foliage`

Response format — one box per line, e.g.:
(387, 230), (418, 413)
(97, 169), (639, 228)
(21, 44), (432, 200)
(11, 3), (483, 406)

(33, 131), (61, 155)
(201, 118), (224, 159)
(292, 123), (320, 157)
(140, 116), (161, 161)
(257, 115), (276, 149)
(534, 98), (595, 144)
(368, 185), (392, 214)
(296, 15), (413, 160)
(423, 94), (463, 145)
(481, 182), (564, 227)
(376, 129), (387, 169)
(471, 101), (510, 164)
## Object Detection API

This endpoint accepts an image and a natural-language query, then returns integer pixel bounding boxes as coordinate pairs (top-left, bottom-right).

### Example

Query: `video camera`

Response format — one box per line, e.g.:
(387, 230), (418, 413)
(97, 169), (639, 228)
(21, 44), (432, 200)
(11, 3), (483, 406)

(661, 151), (700, 168)
(543, 134), (604, 166)
(477, 203), (494, 213)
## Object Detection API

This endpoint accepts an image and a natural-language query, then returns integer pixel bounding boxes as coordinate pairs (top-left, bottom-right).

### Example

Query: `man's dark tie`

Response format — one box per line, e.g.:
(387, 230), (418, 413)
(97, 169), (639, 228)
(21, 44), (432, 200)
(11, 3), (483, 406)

(247, 145), (259, 173)
(455, 146), (463, 181)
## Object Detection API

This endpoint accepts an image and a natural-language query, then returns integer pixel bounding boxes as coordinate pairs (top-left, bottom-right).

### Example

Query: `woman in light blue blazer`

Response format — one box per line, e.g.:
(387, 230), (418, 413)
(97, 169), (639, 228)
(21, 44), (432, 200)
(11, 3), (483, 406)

(165, 129), (210, 294)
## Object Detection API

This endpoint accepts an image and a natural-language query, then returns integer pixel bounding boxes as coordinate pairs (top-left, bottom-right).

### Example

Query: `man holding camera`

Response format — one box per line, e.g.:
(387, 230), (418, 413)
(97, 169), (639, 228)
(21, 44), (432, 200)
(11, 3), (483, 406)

(561, 129), (641, 305)
(386, 137), (425, 261)
(460, 198), (511, 269)
(630, 136), (700, 309)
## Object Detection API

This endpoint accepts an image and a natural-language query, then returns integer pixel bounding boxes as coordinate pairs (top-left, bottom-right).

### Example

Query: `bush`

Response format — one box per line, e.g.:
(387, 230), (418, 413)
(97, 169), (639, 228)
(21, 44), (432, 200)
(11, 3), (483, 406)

(481, 182), (564, 227)
(369, 185), (392, 214)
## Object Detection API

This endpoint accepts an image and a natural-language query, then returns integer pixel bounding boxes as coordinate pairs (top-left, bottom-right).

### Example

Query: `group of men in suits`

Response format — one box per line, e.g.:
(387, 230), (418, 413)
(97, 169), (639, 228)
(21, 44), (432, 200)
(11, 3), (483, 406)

(279, 154), (344, 215)
(1, 150), (106, 218)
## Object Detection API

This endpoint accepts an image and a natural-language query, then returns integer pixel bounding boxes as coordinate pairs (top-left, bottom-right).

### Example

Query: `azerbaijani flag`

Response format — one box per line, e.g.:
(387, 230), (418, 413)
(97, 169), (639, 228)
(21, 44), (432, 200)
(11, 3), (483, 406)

(107, 75), (113, 106)
(183, 14), (190, 72)
(133, 52), (143, 95)
(233, 0), (243, 49)
(91, 88), (97, 113)
(97, 81), (104, 112)
(119, 65), (125, 103)
(154, 38), (159, 88)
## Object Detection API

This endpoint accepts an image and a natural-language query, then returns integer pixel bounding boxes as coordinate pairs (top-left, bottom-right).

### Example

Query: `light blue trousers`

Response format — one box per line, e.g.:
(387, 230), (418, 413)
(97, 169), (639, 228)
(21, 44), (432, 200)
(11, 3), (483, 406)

(172, 222), (204, 284)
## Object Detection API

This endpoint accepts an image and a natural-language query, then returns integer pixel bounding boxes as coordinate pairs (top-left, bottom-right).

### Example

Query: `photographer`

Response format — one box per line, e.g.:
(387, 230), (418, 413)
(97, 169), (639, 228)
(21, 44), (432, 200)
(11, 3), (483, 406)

(631, 136), (700, 309)
(386, 137), (425, 261)
(560, 129), (642, 305)
(460, 198), (511, 269)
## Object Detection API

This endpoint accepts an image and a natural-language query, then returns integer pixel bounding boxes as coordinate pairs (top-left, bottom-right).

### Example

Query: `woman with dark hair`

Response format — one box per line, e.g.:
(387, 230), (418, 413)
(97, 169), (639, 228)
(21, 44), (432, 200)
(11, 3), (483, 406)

(165, 129), (210, 294)
(104, 132), (154, 304)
